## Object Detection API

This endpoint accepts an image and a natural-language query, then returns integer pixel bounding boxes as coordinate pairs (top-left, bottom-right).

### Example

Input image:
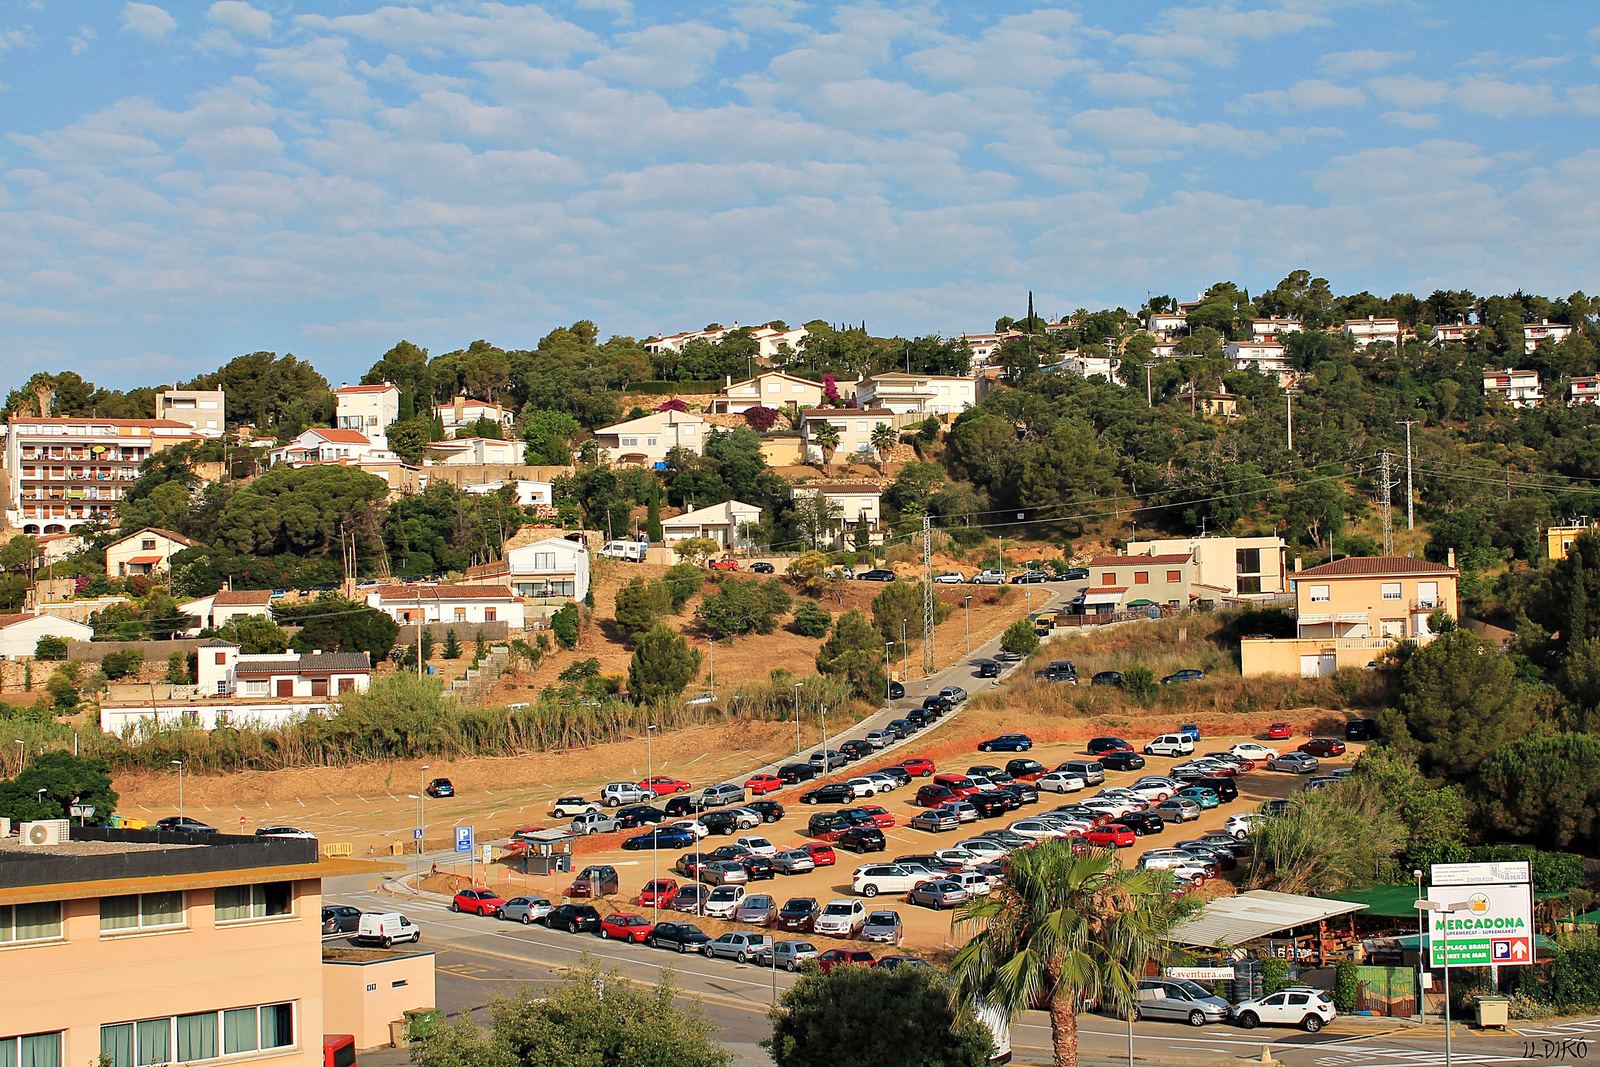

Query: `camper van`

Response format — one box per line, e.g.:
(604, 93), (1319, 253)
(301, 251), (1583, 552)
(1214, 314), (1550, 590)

(600, 540), (648, 562)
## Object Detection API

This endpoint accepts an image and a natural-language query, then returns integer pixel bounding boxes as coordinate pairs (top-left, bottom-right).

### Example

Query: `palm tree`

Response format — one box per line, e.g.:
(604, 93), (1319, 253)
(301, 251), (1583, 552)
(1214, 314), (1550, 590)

(810, 419), (841, 470)
(950, 841), (1201, 1067)
(869, 423), (898, 472)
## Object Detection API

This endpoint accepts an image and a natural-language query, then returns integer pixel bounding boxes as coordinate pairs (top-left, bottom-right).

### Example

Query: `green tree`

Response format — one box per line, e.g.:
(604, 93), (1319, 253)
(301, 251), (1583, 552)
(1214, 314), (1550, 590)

(673, 538), (719, 565)
(816, 608), (886, 698)
(520, 409), (583, 466)
(216, 465), (387, 557)
(614, 577), (670, 641)
(100, 650), (144, 680)
(551, 604), (580, 650)
(785, 551), (832, 596)
(33, 635), (67, 661)
(871, 581), (950, 648)
(46, 661), (82, 709)
(421, 626), (436, 662)
(1120, 664), (1157, 699)
(810, 419), (841, 469)
(1475, 734), (1600, 851)
(792, 600), (832, 638)
(791, 491), (842, 549)
(646, 482), (664, 543)
(662, 563), (706, 611)
(1244, 776), (1408, 893)
(167, 650), (189, 684)
(442, 628), (463, 660)
(1000, 618), (1040, 657)
(0, 751), (118, 825)
(278, 594), (400, 662)
(1379, 631), (1531, 779)
(696, 578), (792, 640)
(951, 841), (1200, 1067)
(214, 615), (291, 654)
(869, 423), (898, 472)
(385, 417), (438, 464)
(628, 625), (703, 704)
(768, 963), (992, 1067)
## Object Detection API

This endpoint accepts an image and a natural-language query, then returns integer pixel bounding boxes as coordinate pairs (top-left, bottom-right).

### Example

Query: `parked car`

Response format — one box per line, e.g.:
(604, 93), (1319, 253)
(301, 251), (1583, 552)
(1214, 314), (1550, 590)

(855, 568), (895, 582)
(663, 794), (711, 817)
(1162, 670), (1205, 685)
(157, 816), (219, 834)
(814, 898), (868, 937)
(1231, 987), (1337, 1032)
(808, 749), (850, 771)
(776, 897), (822, 932)
(1268, 752), (1320, 774)
(771, 848), (817, 874)
(1153, 797), (1201, 822)
(706, 930), (774, 963)
(773, 939), (821, 971)
(648, 921), (712, 953)
(801, 783), (855, 806)
(355, 913), (421, 947)
(851, 864), (922, 897)
(322, 905), (362, 934)
(777, 763), (820, 784)
(910, 808), (960, 832)
(1136, 978), (1232, 1026)
(700, 861), (750, 886)
(614, 805), (668, 830)
(1175, 787), (1220, 810)
(817, 948), (876, 972)
(1265, 722), (1294, 740)
(888, 682), (906, 699)
(977, 733), (1032, 752)
(1013, 570), (1050, 584)
(697, 811), (740, 836)
(545, 904), (602, 932)
(864, 729), (895, 748)
(1197, 776), (1239, 803)
(836, 826), (887, 853)
(972, 569), (1007, 584)
(749, 800), (786, 823)
(1118, 811), (1165, 835)
(601, 782), (655, 806)
(451, 889), (505, 916)
(1035, 771), (1085, 794)
(637, 880), (677, 907)
(599, 913), (655, 942)
(1299, 737), (1347, 758)
(1084, 823), (1137, 848)
(1091, 671), (1124, 687)
(797, 842), (837, 866)
(975, 660), (1000, 678)
(670, 884), (712, 913)
(1230, 742), (1279, 760)
(258, 825), (316, 839)
(900, 758), (936, 777)
(1224, 813), (1267, 839)
(1344, 718), (1379, 741)
(571, 811), (621, 836)
(750, 561), (776, 574)
(740, 855), (777, 881)
(1143, 733), (1196, 757)
(424, 778), (455, 798)
(859, 910), (904, 945)
(702, 884), (748, 919)
(1086, 737), (1133, 755)
(744, 774), (785, 796)
(701, 783), (746, 807)
(1058, 760), (1106, 786)
(906, 880), (969, 910)
(551, 796), (601, 817)
(934, 571), (966, 584)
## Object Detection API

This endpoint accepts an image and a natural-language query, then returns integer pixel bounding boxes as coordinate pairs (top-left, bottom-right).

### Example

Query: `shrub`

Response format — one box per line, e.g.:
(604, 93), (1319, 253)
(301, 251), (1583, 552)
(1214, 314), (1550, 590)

(551, 604), (580, 650)
(46, 662), (82, 709)
(33, 635), (67, 661)
(743, 406), (781, 432)
(696, 578), (792, 640)
(673, 538), (719, 564)
(615, 577), (671, 640)
(663, 563), (706, 611)
(100, 650), (145, 680)
(1121, 664), (1158, 699)
(166, 650), (188, 685)
(628, 625), (702, 704)
(442, 628), (463, 660)
(1000, 618), (1040, 657)
(1261, 957), (1290, 995)
(1333, 960), (1359, 1013)
(1550, 942), (1600, 1008)
(792, 600), (832, 638)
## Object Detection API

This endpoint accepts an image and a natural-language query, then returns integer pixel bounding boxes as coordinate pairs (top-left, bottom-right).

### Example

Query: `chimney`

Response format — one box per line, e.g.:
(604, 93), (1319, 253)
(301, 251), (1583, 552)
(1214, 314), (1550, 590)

(1447, 547), (1456, 568)
(1294, 556), (1303, 573)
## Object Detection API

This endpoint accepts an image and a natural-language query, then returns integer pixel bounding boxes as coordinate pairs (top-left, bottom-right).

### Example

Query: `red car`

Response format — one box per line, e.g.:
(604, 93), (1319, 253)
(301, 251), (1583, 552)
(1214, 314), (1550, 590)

(933, 774), (981, 798)
(1299, 737), (1347, 758)
(745, 774), (785, 796)
(797, 842), (836, 866)
(817, 948), (875, 973)
(850, 806), (896, 829)
(639, 776), (691, 794)
(1265, 723), (1293, 740)
(451, 888), (506, 916)
(600, 913), (655, 942)
(900, 758), (936, 777)
(1083, 824), (1137, 848)
(638, 878), (679, 907)
(710, 558), (740, 571)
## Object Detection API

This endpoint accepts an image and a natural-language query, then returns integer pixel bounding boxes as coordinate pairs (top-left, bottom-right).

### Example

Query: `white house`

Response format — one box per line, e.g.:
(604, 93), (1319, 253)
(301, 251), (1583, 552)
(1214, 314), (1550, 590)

(1224, 340), (1293, 386)
(853, 372), (976, 415)
(798, 409), (896, 465)
(661, 499), (764, 548)
(433, 395), (515, 438)
(643, 322), (809, 363)
(1570, 376), (1600, 406)
(958, 333), (1008, 369)
(267, 428), (392, 467)
(334, 382), (400, 450)
(1343, 316), (1401, 348)
(104, 527), (201, 578)
(424, 437), (523, 466)
(1525, 319), (1574, 354)
(708, 371), (825, 414)
(0, 612), (93, 659)
(1145, 313), (1187, 341)
(1484, 368), (1543, 408)
(99, 642), (372, 733)
(462, 480), (554, 509)
(1431, 323), (1480, 345)
(593, 409), (706, 466)
(1053, 353), (1123, 383)
(791, 483), (883, 544)
(366, 583), (527, 627)
(457, 535), (593, 602)
(1250, 318), (1302, 339)
(178, 588), (275, 634)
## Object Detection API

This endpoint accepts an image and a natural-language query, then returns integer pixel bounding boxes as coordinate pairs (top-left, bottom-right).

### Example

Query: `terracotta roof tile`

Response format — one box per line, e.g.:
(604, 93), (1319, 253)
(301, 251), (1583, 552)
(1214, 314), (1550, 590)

(1296, 556), (1458, 578)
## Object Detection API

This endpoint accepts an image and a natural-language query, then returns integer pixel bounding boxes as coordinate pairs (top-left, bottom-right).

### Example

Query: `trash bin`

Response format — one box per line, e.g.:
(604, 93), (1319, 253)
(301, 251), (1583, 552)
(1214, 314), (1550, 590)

(404, 1008), (442, 1041)
(1476, 996), (1509, 1030)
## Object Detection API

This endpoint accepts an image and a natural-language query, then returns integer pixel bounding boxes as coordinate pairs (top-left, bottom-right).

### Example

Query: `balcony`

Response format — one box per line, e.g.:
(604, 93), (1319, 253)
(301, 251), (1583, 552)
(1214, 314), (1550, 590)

(1411, 599), (1447, 613)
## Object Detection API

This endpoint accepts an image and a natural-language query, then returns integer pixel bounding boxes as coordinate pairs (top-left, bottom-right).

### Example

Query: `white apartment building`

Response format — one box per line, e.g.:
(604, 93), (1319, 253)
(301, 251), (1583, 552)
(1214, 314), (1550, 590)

(177, 588), (275, 634)
(853, 372), (976, 415)
(333, 383), (400, 450)
(423, 437), (522, 466)
(958, 333), (1008, 368)
(154, 389), (226, 437)
(707, 371), (825, 414)
(1343, 316), (1401, 348)
(593, 409), (706, 466)
(267, 429), (390, 467)
(790, 484), (883, 545)
(1431, 323), (1480, 345)
(1052, 353), (1123, 384)
(798, 408), (896, 465)
(1250, 318), (1303, 339)
(104, 527), (201, 578)
(1145, 313), (1187, 341)
(1224, 340), (1293, 386)
(4, 417), (197, 533)
(643, 322), (809, 363)
(1483, 368), (1543, 408)
(462, 480), (554, 509)
(0, 611), (94, 660)
(1525, 319), (1574, 353)
(433, 395), (515, 438)
(1571, 375), (1600, 406)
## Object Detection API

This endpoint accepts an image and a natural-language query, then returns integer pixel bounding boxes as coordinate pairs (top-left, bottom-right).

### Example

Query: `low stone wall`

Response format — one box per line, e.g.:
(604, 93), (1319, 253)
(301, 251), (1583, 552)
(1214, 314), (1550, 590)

(66, 639), (206, 664)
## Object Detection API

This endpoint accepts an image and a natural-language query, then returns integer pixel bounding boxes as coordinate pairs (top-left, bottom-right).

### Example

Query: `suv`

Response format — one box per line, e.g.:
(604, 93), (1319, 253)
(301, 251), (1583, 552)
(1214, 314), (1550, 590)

(700, 784), (745, 807)
(570, 811), (620, 835)
(1035, 661), (1078, 683)
(973, 569), (1007, 585)
(851, 864), (920, 897)
(1058, 760), (1105, 786)
(602, 782), (654, 806)
(938, 686), (970, 705)
(705, 931), (773, 962)
(1232, 987), (1337, 1033)
(814, 898), (868, 937)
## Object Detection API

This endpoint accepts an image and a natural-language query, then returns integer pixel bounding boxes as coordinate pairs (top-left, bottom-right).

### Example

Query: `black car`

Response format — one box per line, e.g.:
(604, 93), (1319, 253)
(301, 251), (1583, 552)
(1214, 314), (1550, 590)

(1062, 567), (1090, 580)
(875, 766), (913, 787)
(1118, 811), (1165, 835)
(546, 904), (602, 932)
(1012, 570), (1050, 584)
(750, 562), (776, 574)
(1098, 750), (1146, 771)
(802, 783), (854, 805)
(777, 898), (822, 932)
(886, 719), (915, 737)
(921, 694), (954, 713)
(1034, 660), (1078, 683)
(1090, 671), (1124, 688)
(1198, 776), (1239, 803)
(889, 681), (905, 699)
(741, 856), (777, 880)
(615, 805), (667, 829)
(974, 660), (999, 678)
(708, 844), (752, 861)
(905, 708), (933, 728)
(857, 569), (896, 582)
(424, 777), (455, 798)
(749, 800), (786, 823)
(1005, 758), (1046, 779)
(156, 816), (218, 834)
(840, 740), (874, 760)
(836, 826), (887, 853)
(698, 811), (739, 835)
(969, 793), (1011, 818)
(322, 905), (362, 934)
(838, 809), (879, 827)
(1162, 669), (1205, 685)
(663, 793), (710, 816)
(648, 921), (713, 952)
(1345, 718), (1379, 742)
(998, 782), (1039, 805)
(977, 734), (1032, 752)
(777, 763), (820, 784)
(808, 812), (851, 837)
(989, 789), (1023, 812)
(968, 764), (1004, 777)
(1086, 737), (1132, 755)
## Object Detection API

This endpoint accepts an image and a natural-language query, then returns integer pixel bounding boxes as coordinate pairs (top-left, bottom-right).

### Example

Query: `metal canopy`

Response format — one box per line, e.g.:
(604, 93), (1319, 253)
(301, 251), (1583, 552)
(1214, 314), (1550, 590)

(1166, 889), (1368, 947)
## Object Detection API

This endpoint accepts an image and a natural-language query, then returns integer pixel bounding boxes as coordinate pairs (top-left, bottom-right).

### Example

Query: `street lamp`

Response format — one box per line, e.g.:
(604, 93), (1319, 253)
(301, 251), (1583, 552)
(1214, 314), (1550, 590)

(13, 739), (23, 775)
(885, 643), (893, 707)
(1413, 869), (1425, 1023)
(962, 596), (972, 653)
(1416, 897), (1473, 1067)
(170, 760), (183, 823)
(793, 683), (803, 759)
(416, 764), (430, 879)
(647, 725), (659, 924)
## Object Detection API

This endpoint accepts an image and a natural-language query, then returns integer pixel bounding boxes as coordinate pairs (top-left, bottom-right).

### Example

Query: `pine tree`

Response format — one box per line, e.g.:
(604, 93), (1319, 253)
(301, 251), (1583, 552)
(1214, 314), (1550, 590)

(647, 481), (664, 542)
(420, 626), (435, 662)
(442, 628), (462, 660)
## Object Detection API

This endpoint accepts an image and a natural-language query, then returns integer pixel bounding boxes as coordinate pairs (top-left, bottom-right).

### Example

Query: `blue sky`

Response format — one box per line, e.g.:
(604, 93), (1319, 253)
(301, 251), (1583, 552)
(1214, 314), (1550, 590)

(1, 1), (1597, 391)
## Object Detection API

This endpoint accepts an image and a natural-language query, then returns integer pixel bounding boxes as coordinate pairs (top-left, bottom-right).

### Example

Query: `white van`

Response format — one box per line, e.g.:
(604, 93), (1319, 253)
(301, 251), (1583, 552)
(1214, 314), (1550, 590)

(600, 540), (648, 562)
(1144, 734), (1195, 758)
(356, 913), (421, 947)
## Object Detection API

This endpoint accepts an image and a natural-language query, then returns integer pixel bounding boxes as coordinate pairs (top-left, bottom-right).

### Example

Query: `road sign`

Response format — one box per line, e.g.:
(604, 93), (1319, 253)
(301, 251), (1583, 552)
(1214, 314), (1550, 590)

(413, 828), (423, 840)
(1429, 862), (1534, 968)
(455, 826), (474, 853)
(482, 844), (492, 865)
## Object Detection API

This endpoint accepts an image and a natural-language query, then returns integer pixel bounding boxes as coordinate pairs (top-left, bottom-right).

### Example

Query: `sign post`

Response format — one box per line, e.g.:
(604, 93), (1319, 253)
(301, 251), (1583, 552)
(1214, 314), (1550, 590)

(456, 826), (475, 885)
(1429, 861), (1532, 1004)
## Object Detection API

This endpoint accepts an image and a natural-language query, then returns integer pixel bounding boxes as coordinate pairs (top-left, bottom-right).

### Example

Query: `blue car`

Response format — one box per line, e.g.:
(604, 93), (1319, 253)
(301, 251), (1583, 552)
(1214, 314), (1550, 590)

(1175, 787), (1220, 810)
(1178, 722), (1202, 739)
(977, 734), (1033, 753)
(622, 827), (697, 851)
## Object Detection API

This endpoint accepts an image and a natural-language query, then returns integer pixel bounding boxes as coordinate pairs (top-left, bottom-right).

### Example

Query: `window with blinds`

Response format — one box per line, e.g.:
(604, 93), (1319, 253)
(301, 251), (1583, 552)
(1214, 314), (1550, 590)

(100, 892), (184, 933)
(101, 1004), (293, 1067)
(0, 1032), (61, 1067)
(214, 883), (292, 923)
(0, 902), (62, 943)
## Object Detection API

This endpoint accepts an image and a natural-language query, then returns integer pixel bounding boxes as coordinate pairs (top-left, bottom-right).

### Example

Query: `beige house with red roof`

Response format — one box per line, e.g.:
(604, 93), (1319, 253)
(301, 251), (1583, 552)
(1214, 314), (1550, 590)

(104, 527), (200, 578)
(798, 408), (896, 465)
(1082, 551), (1203, 613)
(365, 583), (526, 628)
(178, 588), (276, 634)
(708, 371), (825, 414)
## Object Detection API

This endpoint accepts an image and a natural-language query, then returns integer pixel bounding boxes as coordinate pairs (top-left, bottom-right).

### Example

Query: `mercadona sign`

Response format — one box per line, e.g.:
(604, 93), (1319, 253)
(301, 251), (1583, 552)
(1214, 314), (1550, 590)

(1428, 862), (1534, 968)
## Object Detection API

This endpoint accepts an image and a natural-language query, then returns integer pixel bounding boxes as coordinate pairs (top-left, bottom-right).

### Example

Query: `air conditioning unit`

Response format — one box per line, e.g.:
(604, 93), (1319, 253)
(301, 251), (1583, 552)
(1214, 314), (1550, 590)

(0, 817), (10, 837)
(21, 820), (69, 846)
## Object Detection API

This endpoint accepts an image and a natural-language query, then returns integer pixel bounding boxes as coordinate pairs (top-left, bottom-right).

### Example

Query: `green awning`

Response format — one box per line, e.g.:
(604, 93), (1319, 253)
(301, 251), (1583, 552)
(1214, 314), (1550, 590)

(1318, 883), (1422, 919)
(1126, 599), (1156, 608)
(1577, 909), (1600, 926)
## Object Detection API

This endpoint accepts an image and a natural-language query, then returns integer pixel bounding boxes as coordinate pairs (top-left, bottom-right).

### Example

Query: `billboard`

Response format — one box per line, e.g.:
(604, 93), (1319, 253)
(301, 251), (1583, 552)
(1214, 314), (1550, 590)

(1428, 862), (1534, 967)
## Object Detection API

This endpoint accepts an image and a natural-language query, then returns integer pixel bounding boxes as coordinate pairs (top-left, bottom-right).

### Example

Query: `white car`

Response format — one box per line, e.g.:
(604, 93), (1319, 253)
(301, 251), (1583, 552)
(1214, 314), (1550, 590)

(948, 870), (992, 896)
(864, 731), (894, 749)
(1037, 771), (1086, 794)
(846, 778), (879, 798)
(1224, 813), (1268, 839)
(550, 797), (601, 818)
(814, 898), (867, 937)
(1129, 777), (1181, 801)
(1144, 734), (1195, 757)
(1230, 743), (1279, 760)
(934, 847), (984, 867)
(735, 835), (778, 857)
(934, 572), (966, 584)
(667, 819), (710, 839)
(965, 775), (1001, 792)
(956, 838), (1009, 859)
(1232, 987), (1338, 1033)
(1081, 799), (1138, 819)
(865, 772), (901, 792)
(1096, 788), (1147, 806)
(720, 808), (764, 830)
(851, 864), (922, 897)
(356, 912), (421, 947)
(1007, 819), (1068, 841)
(702, 885), (747, 919)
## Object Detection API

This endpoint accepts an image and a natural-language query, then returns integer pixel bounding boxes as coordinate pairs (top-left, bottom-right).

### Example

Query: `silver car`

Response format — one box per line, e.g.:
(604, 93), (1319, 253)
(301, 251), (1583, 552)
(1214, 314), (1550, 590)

(497, 896), (552, 925)
(860, 910), (904, 945)
(1137, 978), (1231, 1026)
(704, 931), (773, 963)
(734, 894), (778, 926)
(772, 849), (817, 875)
(772, 939), (820, 971)
(906, 879), (969, 910)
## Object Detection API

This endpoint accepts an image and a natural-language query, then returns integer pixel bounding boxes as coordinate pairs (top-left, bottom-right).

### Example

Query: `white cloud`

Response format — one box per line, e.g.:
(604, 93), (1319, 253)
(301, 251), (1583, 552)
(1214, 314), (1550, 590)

(295, 5), (600, 63)
(1236, 79), (1366, 112)
(582, 23), (731, 89)
(120, 3), (176, 41)
(1069, 107), (1273, 161)
(1114, 4), (1333, 68)
(70, 26), (98, 56)
(1380, 110), (1440, 129)
(1084, 70), (1174, 99)
(1319, 49), (1412, 76)
(904, 10), (1083, 90)
(1367, 74), (1450, 108)
(575, 0), (633, 15)
(207, 2), (271, 40)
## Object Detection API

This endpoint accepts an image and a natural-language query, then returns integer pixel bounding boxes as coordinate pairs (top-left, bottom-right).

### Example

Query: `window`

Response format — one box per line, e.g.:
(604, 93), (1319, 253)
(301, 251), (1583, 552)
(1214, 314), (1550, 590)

(453, 608), (466, 621)
(1237, 547), (1261, 574)
(243, 680), (268, 697)
(366, 416), (378, 426)
(1381, 583), (1402, 600)
(1167, 570), (1182, 583)
(101, 892), (183, 932)
(856, 421), (868, 433)
(215, 681), (228, 695)
(213, 652), (226, 665)
(141, 539), (156, 550)
(1418, 581), (1439, 607)
(311, 678), (329, 697)
(1238, 576), (1262, 594)
(104, 1004), (292, 1067)
(0, 1033), (61, 1067)
(682, 425), (695, 437)
(1308, 585), (1331, 603)
(646, 437), (657, 446)
(136, 1021), (168, 1067)
(176, 1014), (217, 1063)
(767, 382), (779, 393)
(484, 608), (497, 622)
(214, 883), (292, 922)
(1101, 573), (1116, 586)
(619, 436), (637, 447)
(222, 1010), (257, 1055)
(338, 677), (355, 694)
(0, 902), (62, 943)
(275, 679), (293, 698)
(1133, 572), (1149, 585)
(533, 552), (556, 570)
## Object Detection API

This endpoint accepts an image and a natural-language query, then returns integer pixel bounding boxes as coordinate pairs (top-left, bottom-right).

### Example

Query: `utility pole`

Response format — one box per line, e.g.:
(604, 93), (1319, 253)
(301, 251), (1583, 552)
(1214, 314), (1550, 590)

(1397, 420), (1418, 530)
(1286, 392), (1294, 452)
(1379, 451), (1395, 556)
(1141, 361), (1156, 407)
(415, 586), (424, 678)
(922, 516), (935, 675)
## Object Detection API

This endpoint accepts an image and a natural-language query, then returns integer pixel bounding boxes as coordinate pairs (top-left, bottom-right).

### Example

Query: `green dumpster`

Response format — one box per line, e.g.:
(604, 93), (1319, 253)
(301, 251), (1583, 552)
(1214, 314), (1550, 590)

(404, 1008), (442, 1041)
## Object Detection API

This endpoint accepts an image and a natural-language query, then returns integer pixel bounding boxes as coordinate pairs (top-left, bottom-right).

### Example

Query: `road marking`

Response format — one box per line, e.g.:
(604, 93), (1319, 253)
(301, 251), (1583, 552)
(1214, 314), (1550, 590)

(1512, 1017), (1600, 1037)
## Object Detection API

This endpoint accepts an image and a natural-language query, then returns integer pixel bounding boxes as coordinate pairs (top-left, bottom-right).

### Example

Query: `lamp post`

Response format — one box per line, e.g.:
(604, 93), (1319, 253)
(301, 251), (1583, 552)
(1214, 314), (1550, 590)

(793, 683), (803, 759)
(416, 764), (430, 879)
(1414, 869), (1425, 1022)
(1416, 897), (1473, 1067)
(170, 760), (183, 823)
(963, 596), (972, 653)
(13, 739), (23, 775)
(647, 725), (659, 924)
(885, 643), (893, 708)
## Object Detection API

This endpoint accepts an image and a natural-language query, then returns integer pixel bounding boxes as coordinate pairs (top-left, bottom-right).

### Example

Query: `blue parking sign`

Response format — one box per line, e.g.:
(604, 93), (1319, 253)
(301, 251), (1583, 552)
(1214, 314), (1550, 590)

(455, 826), (474, 852)
(414, 828), (423, 840)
